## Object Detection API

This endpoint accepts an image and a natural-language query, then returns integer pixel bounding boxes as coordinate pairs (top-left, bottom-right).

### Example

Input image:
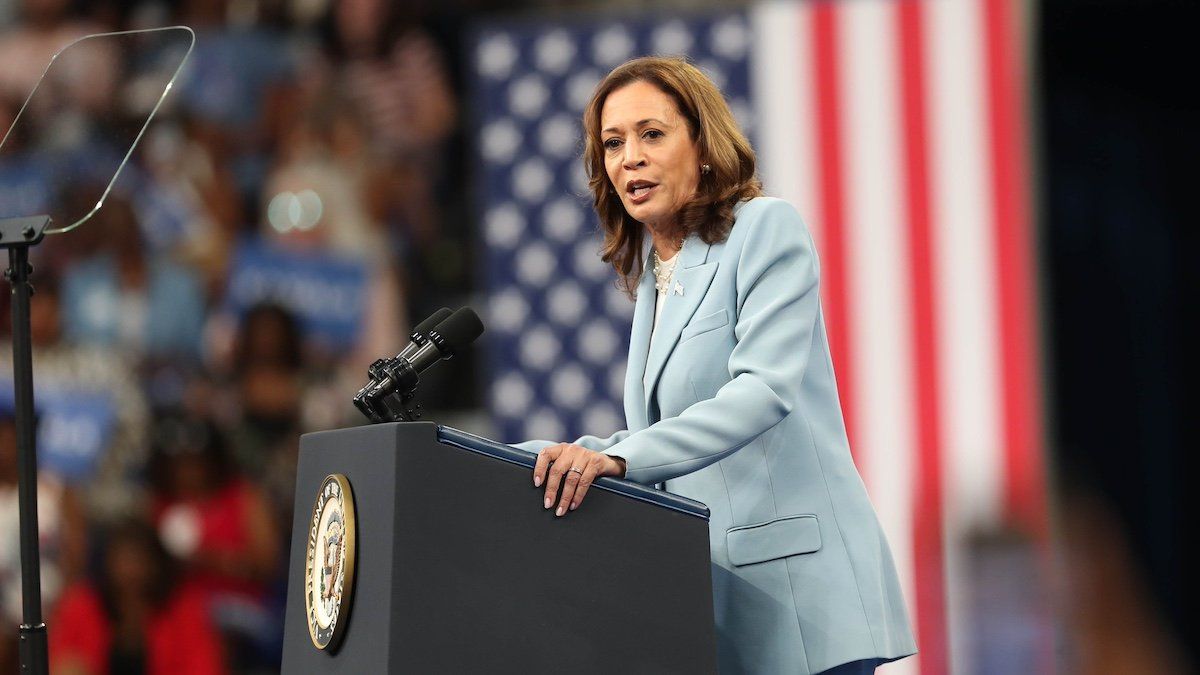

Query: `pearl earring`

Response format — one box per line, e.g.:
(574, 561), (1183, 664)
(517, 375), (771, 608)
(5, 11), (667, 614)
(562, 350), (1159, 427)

(701, 163), (712, 175)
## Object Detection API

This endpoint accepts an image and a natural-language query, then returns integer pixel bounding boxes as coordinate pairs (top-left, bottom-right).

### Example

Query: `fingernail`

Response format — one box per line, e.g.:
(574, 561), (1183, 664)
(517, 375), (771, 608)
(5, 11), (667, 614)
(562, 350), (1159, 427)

(570, 502), (577, 511)
(556, 506), (565, 516)
(544, 498), (552, 509)
(534, 476), (542, 487)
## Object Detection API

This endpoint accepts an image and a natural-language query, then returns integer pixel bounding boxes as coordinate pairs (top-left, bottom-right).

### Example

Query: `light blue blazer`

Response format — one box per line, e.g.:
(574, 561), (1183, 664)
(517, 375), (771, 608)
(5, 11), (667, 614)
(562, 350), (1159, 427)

(518, 197), (916, 673)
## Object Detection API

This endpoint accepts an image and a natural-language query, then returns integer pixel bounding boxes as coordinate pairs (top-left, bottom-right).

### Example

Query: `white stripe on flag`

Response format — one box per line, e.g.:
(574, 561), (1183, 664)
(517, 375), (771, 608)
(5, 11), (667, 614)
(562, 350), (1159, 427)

(928, 0), (1004, 536)
(750, 0), (820, 248)
(926, 0), (1004, 668)
(837, 4), (918, 674)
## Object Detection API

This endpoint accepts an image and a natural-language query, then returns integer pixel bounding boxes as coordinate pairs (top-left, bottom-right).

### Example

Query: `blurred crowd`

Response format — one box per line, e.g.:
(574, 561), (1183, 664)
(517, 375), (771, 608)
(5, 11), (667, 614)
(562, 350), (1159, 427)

(0, 0), (470, 672)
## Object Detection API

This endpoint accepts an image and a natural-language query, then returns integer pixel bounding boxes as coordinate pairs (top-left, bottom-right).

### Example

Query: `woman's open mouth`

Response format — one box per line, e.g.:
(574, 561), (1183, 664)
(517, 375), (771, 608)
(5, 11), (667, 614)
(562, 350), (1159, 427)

(626, 180), (658, 204)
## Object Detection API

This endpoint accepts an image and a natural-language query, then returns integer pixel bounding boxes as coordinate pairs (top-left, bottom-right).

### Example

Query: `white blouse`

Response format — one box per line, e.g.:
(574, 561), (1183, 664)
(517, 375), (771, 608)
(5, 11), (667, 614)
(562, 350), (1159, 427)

(649, 250), (678, 347)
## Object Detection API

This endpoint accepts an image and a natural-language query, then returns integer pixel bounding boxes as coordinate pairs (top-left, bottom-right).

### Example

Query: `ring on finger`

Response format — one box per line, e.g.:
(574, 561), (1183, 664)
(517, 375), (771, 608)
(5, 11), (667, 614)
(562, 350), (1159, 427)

(568, 467), (584, 475)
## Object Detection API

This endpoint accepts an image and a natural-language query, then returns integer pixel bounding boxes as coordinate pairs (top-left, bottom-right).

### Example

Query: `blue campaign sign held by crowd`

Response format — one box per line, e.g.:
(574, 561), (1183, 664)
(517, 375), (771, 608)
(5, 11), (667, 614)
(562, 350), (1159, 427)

(0, 154), (52, 220)
(0, 383), (117, 482)
(225, 238), (369, 350)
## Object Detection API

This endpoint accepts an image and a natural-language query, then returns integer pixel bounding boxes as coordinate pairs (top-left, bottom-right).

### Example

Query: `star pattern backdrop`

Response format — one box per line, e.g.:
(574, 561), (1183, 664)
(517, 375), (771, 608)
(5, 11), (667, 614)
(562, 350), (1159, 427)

(469, 12), (753, 446)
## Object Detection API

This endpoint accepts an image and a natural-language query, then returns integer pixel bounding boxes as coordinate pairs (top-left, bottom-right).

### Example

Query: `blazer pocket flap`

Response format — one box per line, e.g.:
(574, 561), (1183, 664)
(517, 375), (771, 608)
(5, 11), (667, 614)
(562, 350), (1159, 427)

(726, 514), (821, 567)
(680, 309), (729, 342)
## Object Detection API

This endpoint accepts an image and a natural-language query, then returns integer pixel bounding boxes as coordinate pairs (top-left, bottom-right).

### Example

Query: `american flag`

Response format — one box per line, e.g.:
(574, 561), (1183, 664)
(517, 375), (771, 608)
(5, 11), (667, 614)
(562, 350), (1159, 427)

(471, 2), (1049, 673)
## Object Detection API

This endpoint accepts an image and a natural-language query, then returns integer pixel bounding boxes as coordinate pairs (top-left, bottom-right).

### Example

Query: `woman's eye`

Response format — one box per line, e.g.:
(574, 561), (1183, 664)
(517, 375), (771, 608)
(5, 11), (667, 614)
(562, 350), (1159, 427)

(603, 138), (621, 150)
(643, 129), (664, 140)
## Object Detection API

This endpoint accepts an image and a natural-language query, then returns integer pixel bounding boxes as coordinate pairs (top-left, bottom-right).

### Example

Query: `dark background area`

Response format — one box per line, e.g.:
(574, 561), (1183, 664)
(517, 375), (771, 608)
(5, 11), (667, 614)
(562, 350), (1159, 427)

(1039, 0), (1196, 662)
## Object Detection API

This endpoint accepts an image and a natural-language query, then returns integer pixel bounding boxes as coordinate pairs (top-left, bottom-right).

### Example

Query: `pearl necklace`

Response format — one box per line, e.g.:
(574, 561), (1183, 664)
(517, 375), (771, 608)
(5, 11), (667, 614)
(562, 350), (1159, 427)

(652, 249), (679, 294)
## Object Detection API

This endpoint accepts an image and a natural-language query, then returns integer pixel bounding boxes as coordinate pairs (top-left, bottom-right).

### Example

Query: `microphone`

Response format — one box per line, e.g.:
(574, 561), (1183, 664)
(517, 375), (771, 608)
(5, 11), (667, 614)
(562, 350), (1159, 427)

(368, 307), (484, 406)
(353, 307), (453, 421)
(387, 307), (454, 369)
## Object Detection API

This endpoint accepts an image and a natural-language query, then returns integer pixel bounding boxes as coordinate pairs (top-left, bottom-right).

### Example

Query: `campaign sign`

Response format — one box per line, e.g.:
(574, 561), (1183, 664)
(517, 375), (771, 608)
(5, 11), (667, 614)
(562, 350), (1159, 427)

(0, 154), (52, 220)
(0, 383), (117, 482)
(225, 238), (369, 350)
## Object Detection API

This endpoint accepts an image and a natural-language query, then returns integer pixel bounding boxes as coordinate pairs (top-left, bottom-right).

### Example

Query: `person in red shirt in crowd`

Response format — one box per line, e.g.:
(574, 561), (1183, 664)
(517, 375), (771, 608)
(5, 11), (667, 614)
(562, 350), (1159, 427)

(147, 413), (280, 670)
(50, 519), (225, 675)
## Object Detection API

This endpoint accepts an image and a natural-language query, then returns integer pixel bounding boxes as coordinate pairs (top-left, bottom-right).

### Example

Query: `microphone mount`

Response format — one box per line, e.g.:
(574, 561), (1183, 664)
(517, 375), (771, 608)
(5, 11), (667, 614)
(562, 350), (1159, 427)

(353, 358), (426, 423)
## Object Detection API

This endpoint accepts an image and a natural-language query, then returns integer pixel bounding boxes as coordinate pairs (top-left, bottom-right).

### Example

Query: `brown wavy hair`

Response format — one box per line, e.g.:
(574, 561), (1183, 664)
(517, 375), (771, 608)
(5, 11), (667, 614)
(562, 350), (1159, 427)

(583, 56), (763, 295)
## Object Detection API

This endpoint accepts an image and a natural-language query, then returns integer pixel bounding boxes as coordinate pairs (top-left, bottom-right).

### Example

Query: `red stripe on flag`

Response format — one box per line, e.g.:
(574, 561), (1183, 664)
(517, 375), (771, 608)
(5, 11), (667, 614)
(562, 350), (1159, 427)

(811, 2), (857, 463)
(897, 1), (948, 672)
(981, 0), (1046, 534)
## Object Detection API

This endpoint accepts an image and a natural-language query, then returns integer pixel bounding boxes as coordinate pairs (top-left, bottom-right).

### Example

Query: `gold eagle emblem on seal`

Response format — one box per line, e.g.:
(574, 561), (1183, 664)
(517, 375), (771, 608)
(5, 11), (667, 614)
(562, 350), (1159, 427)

(304, 473), (357, 651)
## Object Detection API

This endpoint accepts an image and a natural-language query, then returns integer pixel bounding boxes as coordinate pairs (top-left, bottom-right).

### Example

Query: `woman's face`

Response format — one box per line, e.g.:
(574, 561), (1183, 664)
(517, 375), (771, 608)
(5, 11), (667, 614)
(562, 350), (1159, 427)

(600, 81), (701, 235)
(336, 0), (386, 51)
(106, 538), (155, 596)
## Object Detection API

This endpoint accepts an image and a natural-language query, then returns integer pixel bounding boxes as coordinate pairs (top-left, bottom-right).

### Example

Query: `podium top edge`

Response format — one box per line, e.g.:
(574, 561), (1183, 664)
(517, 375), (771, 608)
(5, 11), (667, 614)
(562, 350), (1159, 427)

(436, 425), (710, 520)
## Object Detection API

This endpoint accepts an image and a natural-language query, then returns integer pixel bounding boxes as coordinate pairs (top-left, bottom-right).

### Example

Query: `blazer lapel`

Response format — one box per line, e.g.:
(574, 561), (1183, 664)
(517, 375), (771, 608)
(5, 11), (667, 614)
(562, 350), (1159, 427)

(642, 236), (717, 419)
(622, 256), (656, 431)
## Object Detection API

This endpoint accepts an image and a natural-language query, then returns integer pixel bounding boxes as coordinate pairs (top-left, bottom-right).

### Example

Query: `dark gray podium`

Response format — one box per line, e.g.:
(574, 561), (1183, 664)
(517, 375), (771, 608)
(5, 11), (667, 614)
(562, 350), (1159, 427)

(281, 422), (717, 674)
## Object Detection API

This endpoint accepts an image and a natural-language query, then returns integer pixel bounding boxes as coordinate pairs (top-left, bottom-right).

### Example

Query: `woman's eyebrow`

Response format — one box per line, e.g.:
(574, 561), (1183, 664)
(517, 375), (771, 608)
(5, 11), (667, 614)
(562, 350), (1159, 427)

(602, 117), (669, 134)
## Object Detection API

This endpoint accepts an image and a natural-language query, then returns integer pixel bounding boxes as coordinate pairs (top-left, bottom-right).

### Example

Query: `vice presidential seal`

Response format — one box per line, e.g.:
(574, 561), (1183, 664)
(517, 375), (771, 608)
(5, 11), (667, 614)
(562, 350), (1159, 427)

(304, 474), (357, 651)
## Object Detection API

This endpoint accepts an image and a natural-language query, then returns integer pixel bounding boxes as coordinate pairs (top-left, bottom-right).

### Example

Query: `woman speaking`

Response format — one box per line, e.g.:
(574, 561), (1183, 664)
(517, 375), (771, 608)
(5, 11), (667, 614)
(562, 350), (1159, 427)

(518, 57), (916, 674)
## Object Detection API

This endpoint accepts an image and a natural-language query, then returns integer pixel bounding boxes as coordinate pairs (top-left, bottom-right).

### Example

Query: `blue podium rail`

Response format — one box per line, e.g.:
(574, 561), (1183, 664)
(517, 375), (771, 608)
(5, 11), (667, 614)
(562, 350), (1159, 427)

(437, 425), (710, 520)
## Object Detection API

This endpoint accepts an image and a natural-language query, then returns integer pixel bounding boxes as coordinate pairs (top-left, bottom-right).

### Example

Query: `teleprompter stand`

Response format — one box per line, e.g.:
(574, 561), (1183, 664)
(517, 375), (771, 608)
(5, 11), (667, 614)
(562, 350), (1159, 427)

(0, 27), (195, 675)
(1, 214), (52, 675)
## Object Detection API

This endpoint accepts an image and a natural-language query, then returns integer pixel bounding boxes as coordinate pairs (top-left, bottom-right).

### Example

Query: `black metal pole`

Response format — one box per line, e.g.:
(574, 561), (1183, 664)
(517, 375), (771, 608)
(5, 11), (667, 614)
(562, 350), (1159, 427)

(6, 243), (48, 675)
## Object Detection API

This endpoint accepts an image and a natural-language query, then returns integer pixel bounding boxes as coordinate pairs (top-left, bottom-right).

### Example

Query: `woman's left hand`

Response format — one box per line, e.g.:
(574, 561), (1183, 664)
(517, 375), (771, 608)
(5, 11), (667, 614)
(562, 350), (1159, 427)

(533, 444), (626, 516)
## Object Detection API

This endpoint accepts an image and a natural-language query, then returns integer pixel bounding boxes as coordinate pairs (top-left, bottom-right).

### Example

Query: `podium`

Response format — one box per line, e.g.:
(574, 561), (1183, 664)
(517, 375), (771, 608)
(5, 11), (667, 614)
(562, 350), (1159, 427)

(281, 422), (717, 673)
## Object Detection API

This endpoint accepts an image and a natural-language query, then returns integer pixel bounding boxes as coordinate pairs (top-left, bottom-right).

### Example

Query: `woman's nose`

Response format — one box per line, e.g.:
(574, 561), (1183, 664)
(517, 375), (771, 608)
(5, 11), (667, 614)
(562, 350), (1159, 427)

(622, 140), (645, 169)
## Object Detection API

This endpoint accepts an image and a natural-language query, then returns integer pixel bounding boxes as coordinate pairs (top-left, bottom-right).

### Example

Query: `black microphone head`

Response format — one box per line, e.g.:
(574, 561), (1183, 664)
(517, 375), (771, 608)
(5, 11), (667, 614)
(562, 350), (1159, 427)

(413, 307), (453, 338)
(428, 307), (484, 355)
(393, 307), (454, 361)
